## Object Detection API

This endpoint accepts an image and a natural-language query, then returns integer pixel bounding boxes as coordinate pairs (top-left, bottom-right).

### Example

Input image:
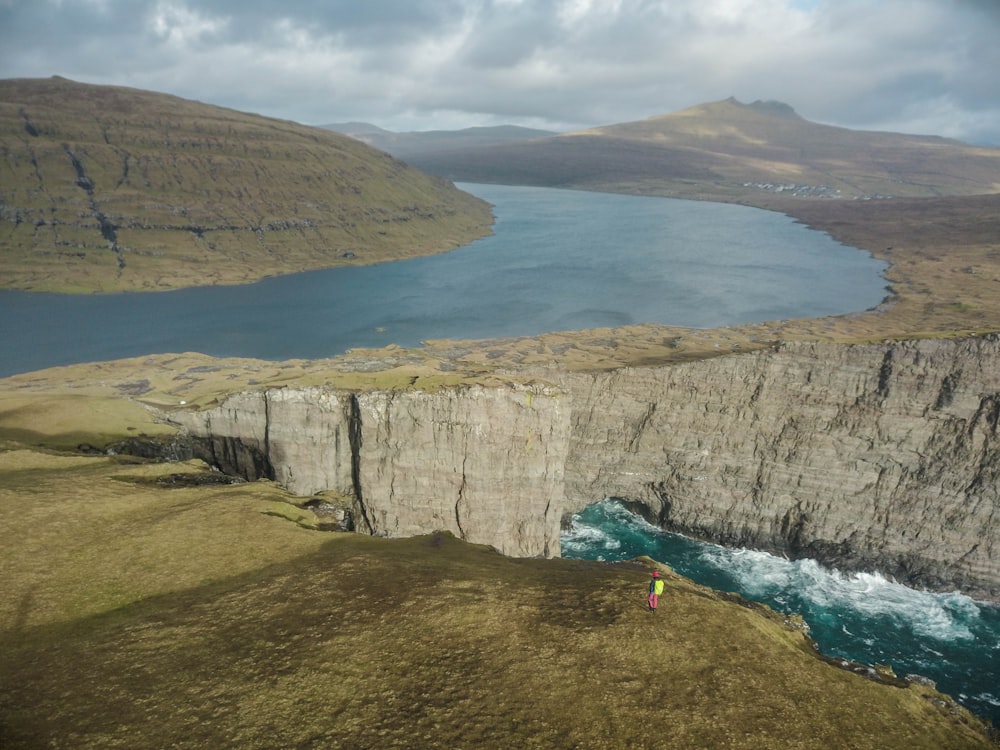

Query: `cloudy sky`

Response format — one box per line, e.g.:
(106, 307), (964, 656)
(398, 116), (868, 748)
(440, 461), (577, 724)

(1, 0), (998, 144)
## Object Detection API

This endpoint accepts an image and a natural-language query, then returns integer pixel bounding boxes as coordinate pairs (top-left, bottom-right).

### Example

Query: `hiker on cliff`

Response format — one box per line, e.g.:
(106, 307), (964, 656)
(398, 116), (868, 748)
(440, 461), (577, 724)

(647, 571), (665, 612)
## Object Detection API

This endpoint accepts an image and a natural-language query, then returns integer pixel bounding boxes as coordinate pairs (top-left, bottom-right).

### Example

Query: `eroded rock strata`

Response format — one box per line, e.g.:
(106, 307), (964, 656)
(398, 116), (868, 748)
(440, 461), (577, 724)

(182, 384), (569, 557)
(175, 335), (999, 599)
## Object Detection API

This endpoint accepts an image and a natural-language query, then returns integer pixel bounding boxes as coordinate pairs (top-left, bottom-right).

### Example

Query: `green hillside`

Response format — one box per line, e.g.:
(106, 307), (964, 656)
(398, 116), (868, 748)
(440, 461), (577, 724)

(0, 77), (493, 292)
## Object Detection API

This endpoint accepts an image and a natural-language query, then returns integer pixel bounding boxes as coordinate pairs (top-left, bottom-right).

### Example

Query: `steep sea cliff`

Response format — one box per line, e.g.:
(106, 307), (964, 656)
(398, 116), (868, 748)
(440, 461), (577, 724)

(561, 335), (1000, 599)
(182, 383), (570, 557)
(174, 334), (999, 599)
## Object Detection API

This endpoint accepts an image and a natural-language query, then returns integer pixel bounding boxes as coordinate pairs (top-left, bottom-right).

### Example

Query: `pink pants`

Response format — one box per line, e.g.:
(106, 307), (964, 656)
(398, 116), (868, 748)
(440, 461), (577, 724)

(647, 593), (659, 610)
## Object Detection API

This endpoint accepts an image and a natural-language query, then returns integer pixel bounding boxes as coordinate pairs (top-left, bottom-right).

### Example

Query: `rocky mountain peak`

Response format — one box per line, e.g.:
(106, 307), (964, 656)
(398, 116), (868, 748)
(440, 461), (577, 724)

(745, 98), (801, 118)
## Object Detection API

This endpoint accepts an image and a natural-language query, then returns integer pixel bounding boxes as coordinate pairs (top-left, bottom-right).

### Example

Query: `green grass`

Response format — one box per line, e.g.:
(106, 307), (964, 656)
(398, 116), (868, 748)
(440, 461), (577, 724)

(0, 360), (994, 747)
(0, 448), (993, 748)
(0, 392), (175, 451)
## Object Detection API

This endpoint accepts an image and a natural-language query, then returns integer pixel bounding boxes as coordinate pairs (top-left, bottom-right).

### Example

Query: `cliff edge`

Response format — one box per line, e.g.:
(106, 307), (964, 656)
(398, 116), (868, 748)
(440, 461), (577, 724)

(562, 335), (1000, 599)
(179, 383), (569, 557)
(174, 334), (999, 600)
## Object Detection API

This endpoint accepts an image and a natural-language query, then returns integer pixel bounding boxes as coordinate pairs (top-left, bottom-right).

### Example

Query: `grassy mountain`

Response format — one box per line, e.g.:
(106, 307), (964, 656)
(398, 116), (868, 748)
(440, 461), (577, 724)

(0, 77), (493, 293)
(407, 98), (1000, 201)
(324, 122), (557, 160)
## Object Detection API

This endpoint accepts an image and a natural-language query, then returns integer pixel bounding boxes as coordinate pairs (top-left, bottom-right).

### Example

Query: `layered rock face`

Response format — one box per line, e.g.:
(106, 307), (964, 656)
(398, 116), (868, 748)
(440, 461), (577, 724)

(561, 335), (1000, 599)
(178, 384), (569, 557)
(175, 335), (999, 598)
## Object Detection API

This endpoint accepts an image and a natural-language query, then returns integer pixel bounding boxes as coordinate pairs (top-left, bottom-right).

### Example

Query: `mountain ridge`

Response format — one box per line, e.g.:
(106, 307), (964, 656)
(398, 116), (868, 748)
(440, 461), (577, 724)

(323, 121), (557, 159)
(406, 97), (1000, 201)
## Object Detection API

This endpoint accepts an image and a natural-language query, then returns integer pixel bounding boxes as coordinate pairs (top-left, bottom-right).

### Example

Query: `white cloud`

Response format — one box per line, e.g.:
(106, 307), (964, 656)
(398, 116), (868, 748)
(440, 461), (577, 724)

(0, 0), (997, 143)
(148, 1), (227, 48)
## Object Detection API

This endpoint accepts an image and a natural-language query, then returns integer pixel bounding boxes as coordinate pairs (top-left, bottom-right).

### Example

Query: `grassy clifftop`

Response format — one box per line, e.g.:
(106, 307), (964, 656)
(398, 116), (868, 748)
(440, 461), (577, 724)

(0, 447), (991, 748)
(0, 77), (493, 292)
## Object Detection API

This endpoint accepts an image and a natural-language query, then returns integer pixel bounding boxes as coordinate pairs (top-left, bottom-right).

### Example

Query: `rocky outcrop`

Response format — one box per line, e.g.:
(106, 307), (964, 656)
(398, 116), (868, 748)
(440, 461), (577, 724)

(173, 335), (999, 599)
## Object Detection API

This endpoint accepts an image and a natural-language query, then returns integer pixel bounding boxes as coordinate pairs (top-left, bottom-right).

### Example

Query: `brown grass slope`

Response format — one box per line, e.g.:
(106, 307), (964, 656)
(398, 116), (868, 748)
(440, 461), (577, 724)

(408, 98), (1000, 201)
(0, 76), (493, 292)
(0, 446), (992, 749)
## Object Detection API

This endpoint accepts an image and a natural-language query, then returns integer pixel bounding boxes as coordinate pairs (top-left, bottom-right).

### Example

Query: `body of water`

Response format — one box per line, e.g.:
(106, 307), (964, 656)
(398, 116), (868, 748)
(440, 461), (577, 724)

(562, 499), (1000, 727)
(0, 184), (887, 378)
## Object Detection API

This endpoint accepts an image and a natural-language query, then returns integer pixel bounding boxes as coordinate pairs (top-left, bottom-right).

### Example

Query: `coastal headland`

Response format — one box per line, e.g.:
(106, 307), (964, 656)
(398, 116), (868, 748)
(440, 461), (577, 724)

(2, 81), (999, 746)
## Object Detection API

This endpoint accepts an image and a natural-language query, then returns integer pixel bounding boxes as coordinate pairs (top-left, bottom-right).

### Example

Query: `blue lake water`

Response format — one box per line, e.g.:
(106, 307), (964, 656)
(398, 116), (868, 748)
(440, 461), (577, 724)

(0, 183), (887, 378)
(562, 500), (1000, 727)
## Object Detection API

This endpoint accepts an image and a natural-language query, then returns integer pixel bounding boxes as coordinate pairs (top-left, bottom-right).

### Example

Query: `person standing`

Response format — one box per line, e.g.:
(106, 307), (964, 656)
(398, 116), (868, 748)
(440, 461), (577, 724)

(647, 571), (664, 612)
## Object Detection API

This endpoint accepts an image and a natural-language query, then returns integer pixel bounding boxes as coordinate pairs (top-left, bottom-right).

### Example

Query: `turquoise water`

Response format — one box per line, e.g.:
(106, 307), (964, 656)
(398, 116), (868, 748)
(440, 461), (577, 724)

(562, 499), (1000, 726)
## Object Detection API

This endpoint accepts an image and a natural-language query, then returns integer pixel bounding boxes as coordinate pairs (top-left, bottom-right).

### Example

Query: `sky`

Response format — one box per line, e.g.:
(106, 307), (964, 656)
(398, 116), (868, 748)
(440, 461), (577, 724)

(1, 0), (998, 144)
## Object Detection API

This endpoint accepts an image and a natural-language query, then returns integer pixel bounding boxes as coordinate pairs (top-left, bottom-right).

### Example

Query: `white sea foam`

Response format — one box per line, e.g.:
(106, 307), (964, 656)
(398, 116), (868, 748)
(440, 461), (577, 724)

(600, 498), (665, 535)
(560, 519), (621, 553)
(562, 497), (666, 554)
(976, 692), (1000, 708)
(563, 499), (999, 726)
(699, 545), (981, 642)
(919, 644), (945, 658)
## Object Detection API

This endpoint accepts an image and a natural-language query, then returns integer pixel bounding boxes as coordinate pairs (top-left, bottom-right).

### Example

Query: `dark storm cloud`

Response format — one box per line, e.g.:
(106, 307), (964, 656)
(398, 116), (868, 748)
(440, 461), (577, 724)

(0, 0), (997, 144)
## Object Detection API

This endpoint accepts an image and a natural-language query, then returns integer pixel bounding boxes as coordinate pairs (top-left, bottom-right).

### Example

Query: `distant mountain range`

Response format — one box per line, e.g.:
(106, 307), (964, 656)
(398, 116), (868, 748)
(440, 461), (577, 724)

(338, 98), (1000, 202)
(322, 122), (557, 160)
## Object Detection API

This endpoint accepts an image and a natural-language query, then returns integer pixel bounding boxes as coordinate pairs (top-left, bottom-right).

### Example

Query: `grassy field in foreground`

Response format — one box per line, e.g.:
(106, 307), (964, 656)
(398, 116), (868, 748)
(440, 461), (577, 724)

(0, 450), (992, 749)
